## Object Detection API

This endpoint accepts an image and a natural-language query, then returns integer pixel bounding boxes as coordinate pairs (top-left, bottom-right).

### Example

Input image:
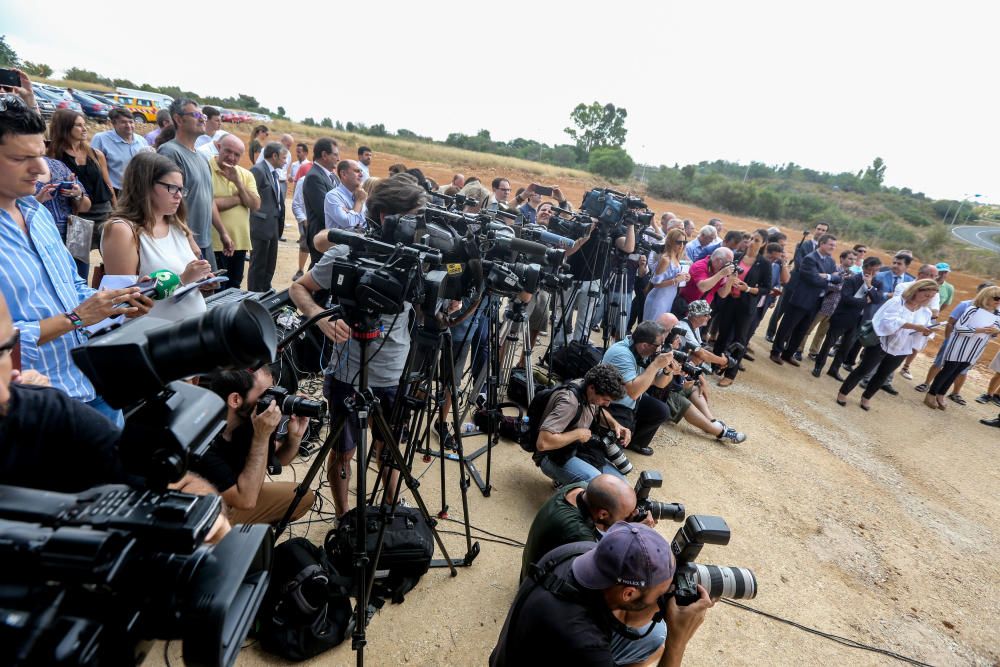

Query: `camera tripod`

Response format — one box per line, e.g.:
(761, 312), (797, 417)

(275, 316), (465, 667)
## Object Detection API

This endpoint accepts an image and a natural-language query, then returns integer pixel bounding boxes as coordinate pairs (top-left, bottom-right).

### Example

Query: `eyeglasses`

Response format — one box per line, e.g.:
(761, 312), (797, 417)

(156, 181), (188, 197)
(179, 111), (207, 121)
(0, 329), (19, 356)
(992, 295), (1000, 301)
(0, 94), (27, 112)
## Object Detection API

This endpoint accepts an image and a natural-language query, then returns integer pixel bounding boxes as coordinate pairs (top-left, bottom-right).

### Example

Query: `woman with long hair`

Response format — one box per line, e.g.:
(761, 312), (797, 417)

(100, 152), (211, 321)
(713, 229), (773, 386)
(924, 285), (1000, 409)
(838, 279), (938, 411)
(48, 110), (116, 254)
(643, 228), (689, 321)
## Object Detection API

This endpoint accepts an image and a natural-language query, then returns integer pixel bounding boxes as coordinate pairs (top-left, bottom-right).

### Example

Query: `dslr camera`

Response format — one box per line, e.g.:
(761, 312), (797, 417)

(670, 349), (703, 379)
(591, 430), (632, 475)
(257, 386), (325, 418)
(670, 515), (757, 605)
(630, 470), (685, 523)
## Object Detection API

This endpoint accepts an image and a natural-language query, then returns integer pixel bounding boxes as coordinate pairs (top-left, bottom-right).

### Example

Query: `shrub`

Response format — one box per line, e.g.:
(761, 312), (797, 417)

(647, 167), (690, 200)
(587, 147), (635, 179)
(752, 187), (784, 219)
(783, 192), (827, 222)
(703, 180), (757, 214)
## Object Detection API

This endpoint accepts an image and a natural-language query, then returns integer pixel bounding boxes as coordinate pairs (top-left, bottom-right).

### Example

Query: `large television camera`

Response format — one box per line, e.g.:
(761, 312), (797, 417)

(581, 188), (651, 229)
(72, 301), (278, 490)
(0, 484), (272, 667)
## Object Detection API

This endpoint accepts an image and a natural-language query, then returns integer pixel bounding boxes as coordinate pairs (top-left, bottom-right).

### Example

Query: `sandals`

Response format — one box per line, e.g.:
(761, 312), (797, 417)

(947, 394), (967, 406)
(914, 383), (928, 393)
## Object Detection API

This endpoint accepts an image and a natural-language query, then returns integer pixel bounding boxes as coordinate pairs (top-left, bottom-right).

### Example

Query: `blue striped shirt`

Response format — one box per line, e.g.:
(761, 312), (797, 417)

(0, 197), (97, 400)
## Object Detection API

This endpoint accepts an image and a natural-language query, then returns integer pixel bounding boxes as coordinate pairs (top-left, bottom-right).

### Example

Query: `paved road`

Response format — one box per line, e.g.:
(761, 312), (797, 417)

(951, 225), (1000, 252)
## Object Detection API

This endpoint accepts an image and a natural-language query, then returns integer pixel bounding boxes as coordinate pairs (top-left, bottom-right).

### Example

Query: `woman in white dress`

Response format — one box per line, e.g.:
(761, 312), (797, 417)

(101, 152), (211, 322)
(925, 285), (1000, 409)
(643, 228), (690, 321)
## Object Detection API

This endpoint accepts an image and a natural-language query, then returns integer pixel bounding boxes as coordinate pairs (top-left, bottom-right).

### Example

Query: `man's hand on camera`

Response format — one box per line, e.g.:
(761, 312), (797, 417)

(251, 401), (282, 437)
(168, 473), (231, 545)
(573, 428), (592, 443)
(652, 351), (674, 370)
(616, 426), (632, 446)
(319, 317), (351, 343)
(287, 413), (309, 442)
(663, 584), (714, 666)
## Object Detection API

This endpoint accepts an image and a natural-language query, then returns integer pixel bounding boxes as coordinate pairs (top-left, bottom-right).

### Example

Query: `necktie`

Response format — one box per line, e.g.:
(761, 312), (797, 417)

(891, 275), (899, 292)
(271, 169), (280, 201)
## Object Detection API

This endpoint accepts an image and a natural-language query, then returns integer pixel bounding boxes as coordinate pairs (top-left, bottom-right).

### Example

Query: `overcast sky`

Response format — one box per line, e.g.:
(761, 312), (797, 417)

(5, 0), (995, 202)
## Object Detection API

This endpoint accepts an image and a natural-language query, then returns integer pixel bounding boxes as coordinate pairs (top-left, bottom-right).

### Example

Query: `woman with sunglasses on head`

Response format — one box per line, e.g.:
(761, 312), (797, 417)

(643, 227), (689, 321)
(924, 285), (1000, 410)
(100, 152), (211, 321)
(837, 279), (938, 411)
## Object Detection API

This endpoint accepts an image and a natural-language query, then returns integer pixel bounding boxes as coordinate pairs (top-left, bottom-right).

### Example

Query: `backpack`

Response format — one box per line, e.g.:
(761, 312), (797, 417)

(522, 382), (586, 453)
(474, 400), (530, 445)
(550, 341), (602, 382)
(326, 505), (434, 604)
(255, 537), (355, 661)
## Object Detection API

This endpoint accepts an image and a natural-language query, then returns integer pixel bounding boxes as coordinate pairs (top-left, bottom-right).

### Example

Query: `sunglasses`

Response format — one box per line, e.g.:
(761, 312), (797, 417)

(179, 111), (207, 121)
(156, 181), (188, 197)
(992, 295), (1000, 301)
(0, 329), (19, 356)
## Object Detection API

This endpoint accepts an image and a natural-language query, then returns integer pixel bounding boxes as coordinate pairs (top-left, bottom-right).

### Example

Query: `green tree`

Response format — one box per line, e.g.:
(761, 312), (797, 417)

(302, 117), (317, 127)
(860, 157), (886, 192)
(320, 117), (333, 128)
(587, 147), (635, 179)
(564, 102), (628, 154)
(21, 61), (52, 78)
(0, 35), (19, 67)
(276, 106), (286, 118)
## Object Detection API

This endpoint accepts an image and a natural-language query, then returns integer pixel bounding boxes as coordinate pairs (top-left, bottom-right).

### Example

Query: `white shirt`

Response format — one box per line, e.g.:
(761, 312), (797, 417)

(292, 177), (307, 222)
(872, 296), (933, 356)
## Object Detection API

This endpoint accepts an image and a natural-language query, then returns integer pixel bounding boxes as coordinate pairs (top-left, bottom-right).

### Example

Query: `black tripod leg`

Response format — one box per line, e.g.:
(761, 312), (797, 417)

(441, 330), (476, 560)
(274, 414), (348, 536)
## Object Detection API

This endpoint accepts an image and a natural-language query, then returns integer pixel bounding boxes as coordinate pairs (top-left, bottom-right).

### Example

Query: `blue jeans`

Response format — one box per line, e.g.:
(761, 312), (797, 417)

(538, 454), (625, 485)
(609, 619), (667, 666)
(86, 395), (124, 428)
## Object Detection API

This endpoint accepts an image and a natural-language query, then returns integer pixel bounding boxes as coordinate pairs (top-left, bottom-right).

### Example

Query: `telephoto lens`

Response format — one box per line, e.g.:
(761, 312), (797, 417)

(692, 563), (758, 600)
(601, 434), (633, 475)
(646, 501), (685, 522)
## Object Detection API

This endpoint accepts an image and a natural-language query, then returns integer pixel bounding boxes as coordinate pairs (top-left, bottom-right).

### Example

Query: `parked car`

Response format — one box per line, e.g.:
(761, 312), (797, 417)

(106, 94), (159, 123)
(33, 85), (83, 113)
(67, 89), (110, 121)
(83, 90), (118, 106)
(35, 94), (56, 120)
(219, 108), (244, 123)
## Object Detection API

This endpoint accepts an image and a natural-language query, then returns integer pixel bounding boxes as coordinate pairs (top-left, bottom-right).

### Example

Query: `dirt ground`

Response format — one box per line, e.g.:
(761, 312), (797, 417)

(153, 144), (999, 667)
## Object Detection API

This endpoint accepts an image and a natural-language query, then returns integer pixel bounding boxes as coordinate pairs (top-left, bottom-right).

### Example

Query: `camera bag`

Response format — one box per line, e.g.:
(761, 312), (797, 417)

(550, 340), (602, 382)
(255, 537), (354, 661)
(326, 505), (434, 604)
(473, 400), (529, 445)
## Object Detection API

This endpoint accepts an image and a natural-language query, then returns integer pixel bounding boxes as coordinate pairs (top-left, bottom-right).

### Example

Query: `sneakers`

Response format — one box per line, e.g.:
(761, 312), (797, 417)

(914, 383), (929, 393)
(975, 393), (994, 404)
(717, 426), (747, 444)
(793, 352), (803, 362)
(900, 367), (913, 380)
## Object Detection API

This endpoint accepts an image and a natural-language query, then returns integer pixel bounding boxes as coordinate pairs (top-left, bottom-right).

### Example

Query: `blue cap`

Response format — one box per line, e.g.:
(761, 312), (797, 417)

(572, 522), (675, 590)
(935, 262), (951, 273)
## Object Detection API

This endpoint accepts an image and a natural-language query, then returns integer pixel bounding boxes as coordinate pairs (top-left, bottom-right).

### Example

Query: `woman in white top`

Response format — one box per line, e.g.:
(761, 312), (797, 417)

(643, 228), (690, 321)
(101, 152), (211, 322)
(837, 279), (938, 411)
(925, 286), (1000, 409)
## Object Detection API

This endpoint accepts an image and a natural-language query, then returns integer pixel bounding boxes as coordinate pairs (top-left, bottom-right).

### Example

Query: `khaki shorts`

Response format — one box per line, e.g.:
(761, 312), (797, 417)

(663, 386), (694, 423)
(526, 290), (551, 333)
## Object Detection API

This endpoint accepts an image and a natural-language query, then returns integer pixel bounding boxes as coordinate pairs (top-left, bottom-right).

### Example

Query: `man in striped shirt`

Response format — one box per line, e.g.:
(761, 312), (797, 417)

(0, 93), (150, 423)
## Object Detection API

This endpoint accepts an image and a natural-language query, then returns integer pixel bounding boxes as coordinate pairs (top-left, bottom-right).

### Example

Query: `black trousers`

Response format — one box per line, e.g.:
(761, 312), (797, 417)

(815, 321), (852, 372)
(765, 291), (788, 338)
(830, 323), (862, 370)
(248, 236), (278, 292)
(215, 250), (247, 290)
(713, 298), (754, 357)
(771, 302), (818, 358)
(608, 394), (669, 453)
(839, 346), (906, 400)
(928, 360), (971, 396)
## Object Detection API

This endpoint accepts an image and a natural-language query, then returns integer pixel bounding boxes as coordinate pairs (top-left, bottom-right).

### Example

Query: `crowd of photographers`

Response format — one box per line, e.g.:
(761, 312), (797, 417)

(3, 71), (999, 666)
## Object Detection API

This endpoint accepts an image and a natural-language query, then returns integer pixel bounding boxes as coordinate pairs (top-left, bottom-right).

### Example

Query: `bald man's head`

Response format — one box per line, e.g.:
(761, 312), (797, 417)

(656, 312), (679, 331)
(584, 474), (636, 530)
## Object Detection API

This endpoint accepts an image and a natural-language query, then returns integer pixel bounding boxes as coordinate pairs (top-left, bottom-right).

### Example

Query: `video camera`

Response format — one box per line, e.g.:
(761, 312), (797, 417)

(669, 514), (757, 605)
(0, 484), (272, 667)
(548, 206), (594, 241)
(630, 470), (685, 523)
(72, 301), (278, 490)
(581, 188), (648, 229)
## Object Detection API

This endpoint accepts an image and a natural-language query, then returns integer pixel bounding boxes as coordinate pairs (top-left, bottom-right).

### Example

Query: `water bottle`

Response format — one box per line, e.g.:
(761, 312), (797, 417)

(462, 422), (476, 434)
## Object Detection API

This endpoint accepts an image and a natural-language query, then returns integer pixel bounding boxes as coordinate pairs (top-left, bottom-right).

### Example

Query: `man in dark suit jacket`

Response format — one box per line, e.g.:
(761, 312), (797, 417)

(302, 138), (340, 267)
(770, 233), (840, 366)
(248, 142), (287, 292)
(815, 256), (885, 379)
(766, 221), (828, 339)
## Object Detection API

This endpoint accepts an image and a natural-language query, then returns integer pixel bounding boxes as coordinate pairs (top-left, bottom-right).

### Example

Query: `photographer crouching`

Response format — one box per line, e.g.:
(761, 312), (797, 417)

(492, 521), (713, 667)
(193, 368), (316, 525)
(531, 364), (633, 485)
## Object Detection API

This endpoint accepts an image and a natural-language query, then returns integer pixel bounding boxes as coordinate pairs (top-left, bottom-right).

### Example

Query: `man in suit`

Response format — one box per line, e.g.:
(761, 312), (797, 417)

(770, 233), (840, 366)
(872, 253), (915, 300)
(766, 221), (828, 342)
(302, 137), (340, 266)
(815, 256), (884, 379)
(247, 142), (287, 292)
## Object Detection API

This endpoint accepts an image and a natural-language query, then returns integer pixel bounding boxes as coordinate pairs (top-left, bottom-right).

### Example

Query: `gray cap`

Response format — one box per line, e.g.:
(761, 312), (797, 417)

(572, 522), (675, 590)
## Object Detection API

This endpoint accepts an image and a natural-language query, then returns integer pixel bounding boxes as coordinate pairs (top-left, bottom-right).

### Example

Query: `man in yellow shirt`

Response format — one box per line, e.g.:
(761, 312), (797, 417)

(209, 134), (260, 289)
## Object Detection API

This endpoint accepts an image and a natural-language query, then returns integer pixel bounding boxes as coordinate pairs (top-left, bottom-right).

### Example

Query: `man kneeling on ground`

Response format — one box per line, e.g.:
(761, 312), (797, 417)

(194, 368), (315, 524)
(533, 364), (633, 485)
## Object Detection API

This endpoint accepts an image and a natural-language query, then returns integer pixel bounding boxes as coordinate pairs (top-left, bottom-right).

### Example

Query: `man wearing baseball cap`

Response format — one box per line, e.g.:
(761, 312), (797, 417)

(935, 263), (954, 308)
(491, 522), (713, 667)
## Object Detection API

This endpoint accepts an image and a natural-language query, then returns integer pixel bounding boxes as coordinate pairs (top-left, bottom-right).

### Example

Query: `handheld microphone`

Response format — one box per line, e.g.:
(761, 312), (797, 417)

(143, 270), (182, 300)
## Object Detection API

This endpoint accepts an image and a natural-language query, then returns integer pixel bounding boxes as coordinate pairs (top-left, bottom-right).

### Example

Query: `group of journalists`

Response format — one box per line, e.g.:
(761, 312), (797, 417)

(5, 73), (995, 666)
